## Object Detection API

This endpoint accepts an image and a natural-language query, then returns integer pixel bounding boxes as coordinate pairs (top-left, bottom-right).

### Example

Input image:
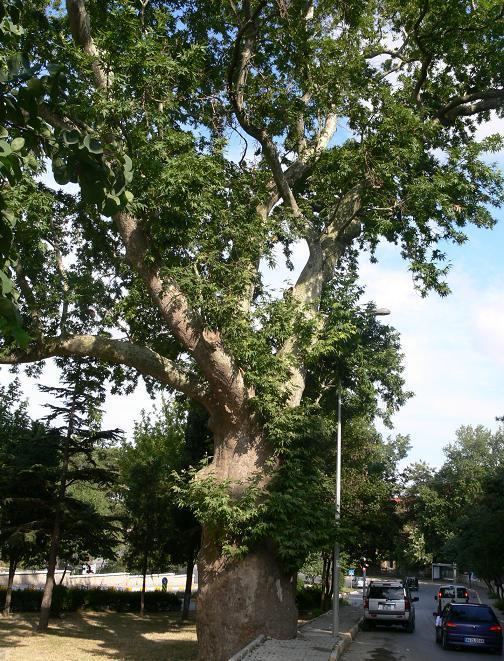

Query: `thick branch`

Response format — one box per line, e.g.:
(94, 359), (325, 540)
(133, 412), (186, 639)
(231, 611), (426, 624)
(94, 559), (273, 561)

(64, 2), (250, 418)
(279, 185), (364, 406)
(227, 3), (303, 218)
(66, 0), (109, 90)
(0, 334), (211, 406)
(437, 89), (504, 124)
(14, 262), (42, 338)
(112, 212), (250, 415)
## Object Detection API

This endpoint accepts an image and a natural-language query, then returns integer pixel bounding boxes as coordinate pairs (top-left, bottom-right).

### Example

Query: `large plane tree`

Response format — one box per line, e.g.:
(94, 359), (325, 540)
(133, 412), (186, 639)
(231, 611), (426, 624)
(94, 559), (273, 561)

(0, 1), (503, 658)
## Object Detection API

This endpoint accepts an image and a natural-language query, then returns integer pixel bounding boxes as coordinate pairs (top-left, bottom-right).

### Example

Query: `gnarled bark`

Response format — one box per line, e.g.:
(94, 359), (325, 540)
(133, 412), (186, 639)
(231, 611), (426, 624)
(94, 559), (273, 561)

(197, 529), (297, 661)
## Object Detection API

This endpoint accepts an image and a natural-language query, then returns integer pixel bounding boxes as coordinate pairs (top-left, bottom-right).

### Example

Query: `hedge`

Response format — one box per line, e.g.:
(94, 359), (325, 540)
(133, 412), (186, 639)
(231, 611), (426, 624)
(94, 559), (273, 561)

(296, 585), (323, 611)
(0, 586), (182, 614)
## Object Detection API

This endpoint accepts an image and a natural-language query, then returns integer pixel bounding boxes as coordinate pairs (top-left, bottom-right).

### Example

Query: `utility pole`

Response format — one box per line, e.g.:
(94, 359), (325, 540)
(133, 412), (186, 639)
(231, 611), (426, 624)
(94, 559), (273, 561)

(332, 387), (342, 638)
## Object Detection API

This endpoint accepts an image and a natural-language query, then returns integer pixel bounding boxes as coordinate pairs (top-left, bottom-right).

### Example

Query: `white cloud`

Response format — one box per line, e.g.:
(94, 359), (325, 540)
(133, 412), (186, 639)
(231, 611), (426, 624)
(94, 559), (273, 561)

(359, 247), (504, 466)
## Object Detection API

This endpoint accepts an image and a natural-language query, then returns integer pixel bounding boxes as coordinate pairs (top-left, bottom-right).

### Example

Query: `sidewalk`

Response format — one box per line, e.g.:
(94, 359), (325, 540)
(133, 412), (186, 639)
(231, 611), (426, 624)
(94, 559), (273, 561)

(229, 600), (363, 661)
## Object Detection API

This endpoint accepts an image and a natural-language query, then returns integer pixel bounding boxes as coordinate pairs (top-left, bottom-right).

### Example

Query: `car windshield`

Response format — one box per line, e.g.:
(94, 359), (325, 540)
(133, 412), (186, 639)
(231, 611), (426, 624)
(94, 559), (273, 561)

(450, 606), (496, 623)
(369, 586), (403, 600)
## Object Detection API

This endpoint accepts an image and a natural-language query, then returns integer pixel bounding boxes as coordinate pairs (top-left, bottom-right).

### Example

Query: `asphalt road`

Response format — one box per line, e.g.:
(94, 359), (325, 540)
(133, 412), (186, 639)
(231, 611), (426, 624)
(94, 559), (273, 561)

(341, 581), (503, 661)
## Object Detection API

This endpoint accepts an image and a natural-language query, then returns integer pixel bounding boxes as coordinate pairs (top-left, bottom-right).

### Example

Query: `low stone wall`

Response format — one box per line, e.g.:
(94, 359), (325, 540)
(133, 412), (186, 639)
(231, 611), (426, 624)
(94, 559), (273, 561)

(0, 570), (198, 593)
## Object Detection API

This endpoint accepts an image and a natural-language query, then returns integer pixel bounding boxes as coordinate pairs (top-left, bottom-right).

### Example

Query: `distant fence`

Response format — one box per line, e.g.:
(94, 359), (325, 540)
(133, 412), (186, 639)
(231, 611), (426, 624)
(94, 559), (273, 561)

(0, 570), (197, 593)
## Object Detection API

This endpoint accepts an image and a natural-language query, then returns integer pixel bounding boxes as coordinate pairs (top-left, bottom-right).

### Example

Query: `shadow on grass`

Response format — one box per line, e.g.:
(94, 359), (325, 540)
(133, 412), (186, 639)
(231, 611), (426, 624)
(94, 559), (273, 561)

(0, 611), (198, 660)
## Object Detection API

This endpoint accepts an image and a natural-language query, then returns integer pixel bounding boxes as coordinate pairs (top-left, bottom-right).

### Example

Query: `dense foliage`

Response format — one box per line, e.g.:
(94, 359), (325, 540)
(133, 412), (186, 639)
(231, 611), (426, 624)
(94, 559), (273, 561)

(399, 424), (504, 594)
(1, 1), (502, 650)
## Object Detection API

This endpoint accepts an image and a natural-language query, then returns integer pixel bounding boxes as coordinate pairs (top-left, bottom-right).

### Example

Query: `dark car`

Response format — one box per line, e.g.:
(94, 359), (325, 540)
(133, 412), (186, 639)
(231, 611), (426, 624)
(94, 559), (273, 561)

(404, 576), (419, 592)
(435, 602), (503, 654)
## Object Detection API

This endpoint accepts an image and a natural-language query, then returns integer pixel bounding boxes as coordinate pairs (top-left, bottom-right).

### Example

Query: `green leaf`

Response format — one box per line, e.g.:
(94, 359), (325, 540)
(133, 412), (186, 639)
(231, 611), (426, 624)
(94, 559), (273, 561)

(0, 140), (12, 156)
(102, 195), (121, 216)
(0, 270), (14, 295)
(123, 154), (133, 172)
(62, 129), (81, 145)
(10, 137), (25, 152)
(83, 135), (103, 154)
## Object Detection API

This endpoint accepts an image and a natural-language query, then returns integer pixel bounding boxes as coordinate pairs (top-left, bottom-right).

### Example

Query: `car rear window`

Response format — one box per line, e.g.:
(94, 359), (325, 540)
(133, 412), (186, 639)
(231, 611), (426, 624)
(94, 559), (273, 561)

(450, 606), (496, 623)
(439, 587), (455, 598)
(369, 586), (404, 600)
(456, 587), (467, 598)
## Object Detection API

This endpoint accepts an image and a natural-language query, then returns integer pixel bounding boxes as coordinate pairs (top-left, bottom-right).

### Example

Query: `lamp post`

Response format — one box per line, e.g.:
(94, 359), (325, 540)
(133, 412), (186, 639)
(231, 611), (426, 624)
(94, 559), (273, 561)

(332, 306), (390, 638)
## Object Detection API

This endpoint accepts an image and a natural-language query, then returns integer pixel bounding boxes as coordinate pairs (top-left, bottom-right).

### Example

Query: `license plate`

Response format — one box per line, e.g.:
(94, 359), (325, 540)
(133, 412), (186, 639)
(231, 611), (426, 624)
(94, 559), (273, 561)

(464, 637), (485, 644)
(378, 604), (394, 610)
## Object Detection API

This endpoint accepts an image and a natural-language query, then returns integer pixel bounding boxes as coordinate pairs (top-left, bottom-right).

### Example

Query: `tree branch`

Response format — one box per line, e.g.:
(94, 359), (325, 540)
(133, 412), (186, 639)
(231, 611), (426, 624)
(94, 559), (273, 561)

(64, 1), (251, 419)
(14, 262), (43, 339)
(0, 334), (212, 406)
(66, 0), (110, 91)
(227, 2), (303, 218)
(112, 211), (250, 416)
(437, 89), (504, 124)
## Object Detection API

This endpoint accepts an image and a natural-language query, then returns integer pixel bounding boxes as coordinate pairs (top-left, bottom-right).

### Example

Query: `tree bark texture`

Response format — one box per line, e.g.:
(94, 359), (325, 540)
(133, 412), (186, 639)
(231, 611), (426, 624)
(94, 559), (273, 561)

(3, 557), (17, 615)
(194, 419), (298, 659)
(38, 516), (60, 630)
(140, 556), (147, 617)
(197, 529), (297, 661)
(182, 554), (195, 621)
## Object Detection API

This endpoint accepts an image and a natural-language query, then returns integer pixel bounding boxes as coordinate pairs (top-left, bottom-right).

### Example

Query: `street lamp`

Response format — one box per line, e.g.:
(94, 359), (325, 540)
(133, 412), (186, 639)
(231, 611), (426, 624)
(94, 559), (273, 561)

(332, 306), (390, 638)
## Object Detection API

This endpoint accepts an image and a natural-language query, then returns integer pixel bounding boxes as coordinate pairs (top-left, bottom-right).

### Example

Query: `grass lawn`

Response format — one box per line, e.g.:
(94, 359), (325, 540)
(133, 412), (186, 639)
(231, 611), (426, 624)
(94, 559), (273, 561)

(0, 612), (198, 660)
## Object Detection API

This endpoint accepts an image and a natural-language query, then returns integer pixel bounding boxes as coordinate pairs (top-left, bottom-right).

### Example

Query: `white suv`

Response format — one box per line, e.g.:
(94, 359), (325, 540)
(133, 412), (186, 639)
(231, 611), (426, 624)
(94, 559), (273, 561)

(363, 580), (418, 632)
(434, 584), (469, 614)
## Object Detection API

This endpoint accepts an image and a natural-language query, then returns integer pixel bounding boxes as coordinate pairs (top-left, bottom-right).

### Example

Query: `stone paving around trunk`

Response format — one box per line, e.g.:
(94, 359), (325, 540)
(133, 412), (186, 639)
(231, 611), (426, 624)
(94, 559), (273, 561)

(232, 601), (363, 661)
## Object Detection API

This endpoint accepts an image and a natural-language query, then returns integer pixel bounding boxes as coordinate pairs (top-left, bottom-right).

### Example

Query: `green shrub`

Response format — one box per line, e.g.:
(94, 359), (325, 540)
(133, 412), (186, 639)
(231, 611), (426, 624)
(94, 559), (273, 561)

(296, 585), (322, 611)
(0, 586), (181, 614)
(494, 598), (504, 613)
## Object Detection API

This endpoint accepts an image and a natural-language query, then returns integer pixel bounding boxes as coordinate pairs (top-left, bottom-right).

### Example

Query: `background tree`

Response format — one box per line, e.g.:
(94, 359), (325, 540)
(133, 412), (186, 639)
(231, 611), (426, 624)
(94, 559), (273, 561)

(120, 399), (185, 617)
(400, 425), (504, 568)
(1, 1), (503, 656)
(37, 359), (121, 631)
(0, 381), (55, 614)
(449, 469), (504, 598)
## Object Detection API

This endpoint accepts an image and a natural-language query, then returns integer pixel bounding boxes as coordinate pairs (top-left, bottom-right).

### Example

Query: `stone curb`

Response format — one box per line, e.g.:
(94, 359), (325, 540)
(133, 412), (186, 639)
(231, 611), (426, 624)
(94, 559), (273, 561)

(328, 617), (363, 661)
(228, 635), (267, 661)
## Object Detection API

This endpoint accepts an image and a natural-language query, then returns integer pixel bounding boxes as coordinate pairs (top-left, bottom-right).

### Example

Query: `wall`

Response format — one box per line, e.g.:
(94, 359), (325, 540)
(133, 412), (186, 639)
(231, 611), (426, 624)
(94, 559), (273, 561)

(0, 570), (198, 592)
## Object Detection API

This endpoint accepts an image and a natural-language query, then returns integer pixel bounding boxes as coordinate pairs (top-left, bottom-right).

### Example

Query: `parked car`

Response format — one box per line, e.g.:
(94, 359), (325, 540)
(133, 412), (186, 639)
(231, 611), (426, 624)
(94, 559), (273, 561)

(363, 580), (418, 632)
(434, 584), (469, 613)
(435, 602), (502, 654)
(352, 576), (365, 588)
(404, 576), (419, 591)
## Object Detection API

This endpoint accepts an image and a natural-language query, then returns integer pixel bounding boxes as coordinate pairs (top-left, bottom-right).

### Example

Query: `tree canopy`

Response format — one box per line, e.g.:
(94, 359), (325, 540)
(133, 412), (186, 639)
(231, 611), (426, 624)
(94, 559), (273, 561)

(1, 1), (503, 657)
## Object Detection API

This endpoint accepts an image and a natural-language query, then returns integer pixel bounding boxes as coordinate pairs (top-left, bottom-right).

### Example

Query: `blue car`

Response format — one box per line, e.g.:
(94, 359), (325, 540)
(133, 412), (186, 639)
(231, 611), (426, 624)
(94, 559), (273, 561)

(435, 602), (503, 654)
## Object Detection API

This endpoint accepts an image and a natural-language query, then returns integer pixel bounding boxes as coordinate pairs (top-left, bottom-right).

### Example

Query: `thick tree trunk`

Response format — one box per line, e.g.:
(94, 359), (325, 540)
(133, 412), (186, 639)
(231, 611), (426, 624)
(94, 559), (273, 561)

(181, 553), (195, 621)
(197, 530), (297, 661)
(3, 556), (18, 615)
(140, 555), (147, 617)
(39, 404), (73, 631)
(38, 519), (60, 630)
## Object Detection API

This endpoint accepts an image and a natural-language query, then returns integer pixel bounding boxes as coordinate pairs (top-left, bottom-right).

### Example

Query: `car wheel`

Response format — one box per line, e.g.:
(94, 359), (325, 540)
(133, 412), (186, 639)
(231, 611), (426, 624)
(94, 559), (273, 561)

(360, 619), (370, 631)
(491, 645), (502, 656)
(441, 631), (450, 650)
(435, 627), (441, 643)
(405, 619), (415, 633)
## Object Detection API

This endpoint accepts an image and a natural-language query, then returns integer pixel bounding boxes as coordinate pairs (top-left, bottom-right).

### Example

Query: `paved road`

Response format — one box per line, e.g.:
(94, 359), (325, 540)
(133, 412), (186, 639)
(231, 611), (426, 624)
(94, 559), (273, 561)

(342, 581), (502, 661)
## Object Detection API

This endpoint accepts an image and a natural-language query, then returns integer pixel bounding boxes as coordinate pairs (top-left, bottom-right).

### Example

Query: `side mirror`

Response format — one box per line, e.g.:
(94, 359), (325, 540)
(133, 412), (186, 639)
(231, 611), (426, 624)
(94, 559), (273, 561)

(412, 596), (419, 602)
(434, 595), (438, 601)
